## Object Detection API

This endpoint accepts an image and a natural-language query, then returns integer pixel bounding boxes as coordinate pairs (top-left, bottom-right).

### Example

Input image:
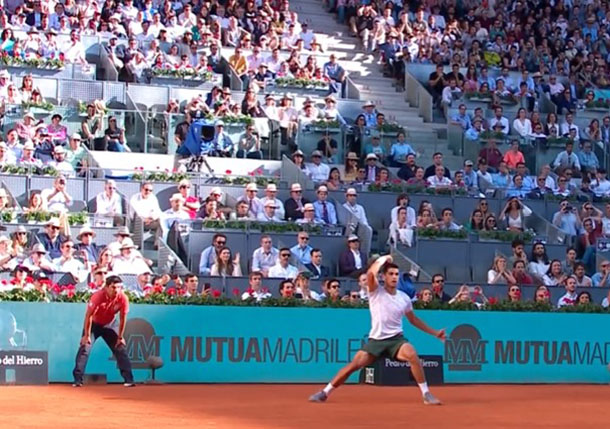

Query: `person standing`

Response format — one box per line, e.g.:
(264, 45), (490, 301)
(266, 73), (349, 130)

(72, 275), (135, 387)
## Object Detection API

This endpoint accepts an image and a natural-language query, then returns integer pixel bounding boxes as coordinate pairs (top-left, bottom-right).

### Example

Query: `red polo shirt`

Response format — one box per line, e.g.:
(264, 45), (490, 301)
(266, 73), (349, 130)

(88, 289), (129, 326)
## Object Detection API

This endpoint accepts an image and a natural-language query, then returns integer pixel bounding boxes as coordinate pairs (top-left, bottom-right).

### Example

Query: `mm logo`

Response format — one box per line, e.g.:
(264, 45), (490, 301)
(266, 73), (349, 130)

(444, 324), (488, 371)
(111, 318), (163, 369)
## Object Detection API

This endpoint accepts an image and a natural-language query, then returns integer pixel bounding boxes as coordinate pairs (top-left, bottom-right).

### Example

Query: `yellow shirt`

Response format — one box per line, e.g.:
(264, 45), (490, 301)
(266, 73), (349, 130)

(229, 55), (247, 75)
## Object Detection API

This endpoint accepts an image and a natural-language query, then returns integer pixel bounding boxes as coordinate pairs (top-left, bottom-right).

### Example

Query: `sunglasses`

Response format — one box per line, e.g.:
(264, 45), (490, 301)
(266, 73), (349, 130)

(51, 226), (60, 230)
(215, 241), (226, 245)
(434, 279), (444, 284)
(330, 285), (340, 289)
(299, 237), (309, 240)
(281, 254), (291, 257)
(510, 288), (520, 292)
(144, 188), (153, 192)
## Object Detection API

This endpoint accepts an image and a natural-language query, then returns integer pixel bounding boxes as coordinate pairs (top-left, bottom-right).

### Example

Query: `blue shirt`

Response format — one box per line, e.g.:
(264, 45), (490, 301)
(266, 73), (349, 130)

(363, 112), (377, 127)
(290, 244), (313, 265)
(505, 186), (528, 199)
(313, 200), (337, 225)
(591, 272), (609, 287)
(464, 127), (481, 140)
(213, 132), (234, 152)
(492, 173), (511, 188)
(390, 142), (415, 163)
(451, 113), (472, 130)
(578, 150), (600, 170)
(199, 245), (216, 275)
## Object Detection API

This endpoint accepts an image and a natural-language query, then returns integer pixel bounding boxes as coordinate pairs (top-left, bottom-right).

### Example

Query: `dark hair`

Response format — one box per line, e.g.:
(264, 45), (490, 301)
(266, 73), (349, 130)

(279, 247), (291, 254)
(279, 279), (294, 292)
(530, 242), (549, 264)
(212, 233), (226, 242)
(249, 271), (263, 279)
(396, 193), (409, 206)
(573, 262), (585, 271)
(577, 291), (592, 303)
(184, 273), (197, 282)
(310, 248), (321, 256)
(106, 275), (122, 286)
(381, 262), (399, 274)
(511, 238), (525, 249)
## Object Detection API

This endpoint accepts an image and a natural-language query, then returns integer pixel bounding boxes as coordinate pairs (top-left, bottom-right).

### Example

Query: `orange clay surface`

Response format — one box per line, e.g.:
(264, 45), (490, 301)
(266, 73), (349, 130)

(1, 384), (609, 428)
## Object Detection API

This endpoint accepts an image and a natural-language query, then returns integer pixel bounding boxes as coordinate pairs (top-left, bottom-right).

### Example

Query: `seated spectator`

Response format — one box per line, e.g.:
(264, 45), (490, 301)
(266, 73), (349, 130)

(162, 193), (190, 235)
(592, 260), (610, 287)
(308, 150), (330, 182)
(258, 184), (284, 221)
(198, 199), (226, 221)
(177, 179), (200, 219)
(291, 231), (313, 266)
(562, 247), (578, 276)
(342, 188), (369, 226)
(552, 141), (581, 176)
(512, 260), (534, 286)
(95, 179), (122, 225)
(325, 278), (344, 302)
(499, 197), (532, 232)
(0, 235), (17, 272)
(543, 259), (568, 286)
(294, 272), (320, 301)
(236, 183), (262, 219)
(389, 131), (416, 167)
(389, 207), (414, 246)
(285, 183), (310, 221)
(557, 276), (578, 307)
(466, 210), (485, 232)
(257, 200), (283, 222)
(438, 208), (461, 231)
(112, 238), (151, 275)
(210, 247), (242, 277)
(507, 284), (522, 303)
(592, 168), (610, 198)
(75, 226), (100, 270)
(512, 108), (532, 138)
(105, 116), (130, 152)
(52, 239), (87, 283)
(236, 124), (262, 159)
(573, 262), (593, 287)
(431, 274), (451, 302)
(129, 181), (161, 240)
(22, 244), (55, 273)
(427, 165), (453, 188)
(397, 154), (418, 182)
(527, 175), (554, 199)
(305, 249), (330, 279)
(325, 167), (343, 191)
(338, 235), (367, 277)
(578, 141), (600, 175)
(48, 113), (68, 143)
(251, 235), (279, 277)
(552, 200), (582, 236)
(578, 217), (602, 275)
(502, 140), (525, 172)
(391, 194), (417, 226)
(47, 145), (75, 177)
(40, 175), (72, 213)
(488, 255), (517, 285)
(313, 185), (337, 225)
(489, 106), (510, 135)
(296, 204), (320, 225)
(268, 248), (298, 279)
(198, 233), (227, 275)
(478, 139), (503, 173)
(450, 104), (472, 131)
(560, 113), (580, 140)
(37, 218), (67, 259)
(424, 152), (451, 179)
(440, 78), (462, 110)
(279, 279), (296, 299)
(241, 272), (271, 302)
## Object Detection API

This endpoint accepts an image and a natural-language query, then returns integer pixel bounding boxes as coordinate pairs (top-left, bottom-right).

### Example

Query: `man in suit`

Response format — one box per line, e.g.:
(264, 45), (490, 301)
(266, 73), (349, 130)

(208, 43), (230, 87)
(284, 183), (310, 221)
(364, 153), (379, 183)
(397, 154), (418, 181)
(338, 235), (368, 277)
(305, 249), (330, 280)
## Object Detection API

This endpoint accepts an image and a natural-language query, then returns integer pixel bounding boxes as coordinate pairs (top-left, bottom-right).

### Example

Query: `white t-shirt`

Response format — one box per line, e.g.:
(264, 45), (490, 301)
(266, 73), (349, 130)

(368, 286), (413, 340)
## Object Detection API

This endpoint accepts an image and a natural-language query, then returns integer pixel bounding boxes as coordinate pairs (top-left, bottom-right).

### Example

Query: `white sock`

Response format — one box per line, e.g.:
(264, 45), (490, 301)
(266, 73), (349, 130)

(418, 382), (429, 395)
(323, 383), (335, 396)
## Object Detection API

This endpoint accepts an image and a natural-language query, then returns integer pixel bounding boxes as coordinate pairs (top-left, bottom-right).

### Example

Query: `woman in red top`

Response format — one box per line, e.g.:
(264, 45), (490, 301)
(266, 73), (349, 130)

(502, 140), (525, 172)
(178, 179), (200, 219)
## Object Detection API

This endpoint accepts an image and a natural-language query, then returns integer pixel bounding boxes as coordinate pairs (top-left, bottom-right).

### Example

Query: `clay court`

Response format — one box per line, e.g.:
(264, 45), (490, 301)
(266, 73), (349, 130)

(1, 384), (609, 428)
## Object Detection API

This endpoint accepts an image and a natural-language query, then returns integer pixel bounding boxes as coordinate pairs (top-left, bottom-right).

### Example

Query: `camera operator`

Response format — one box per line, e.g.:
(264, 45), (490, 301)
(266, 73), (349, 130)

(552, 199), (582, 237)
(41, 175), (73, 213)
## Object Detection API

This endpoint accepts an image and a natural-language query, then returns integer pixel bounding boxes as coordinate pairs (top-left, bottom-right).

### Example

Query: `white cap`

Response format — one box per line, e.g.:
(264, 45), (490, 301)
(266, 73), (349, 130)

(245, 183), (258, 192)
(264, 200), (277, 208)
(266, 183), (277, 192)
(291, 183), (302, 192)
(346, 188), (357, 196)
(210, 187), (222, 195)
(303, 203), (314, 211)
(317, 185), (328, 193)
(170, 193), (185, 202)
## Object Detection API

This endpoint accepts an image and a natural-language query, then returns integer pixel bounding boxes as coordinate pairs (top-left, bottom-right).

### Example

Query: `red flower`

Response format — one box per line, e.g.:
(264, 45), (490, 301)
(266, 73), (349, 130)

(488, 297), (498, 305)
(153, 285), (164, 294)
(26, 276), (34, 283)
(177, 288), (186, 296)
(0, 280), (6, 285)
(66, 290), (75, 298)
(257, 168), (263, 174)
(225, 169), (232, 175)
(143, 286), (152, 295)
(59, 53), (65, 61)
(212, 289), (222, 298)
(167, 287), (176, 296)
(391, 179), (401, 184)
(232, 288), (240, 296)
(207, 66), (212, 71)
(248, 171), (254, 176)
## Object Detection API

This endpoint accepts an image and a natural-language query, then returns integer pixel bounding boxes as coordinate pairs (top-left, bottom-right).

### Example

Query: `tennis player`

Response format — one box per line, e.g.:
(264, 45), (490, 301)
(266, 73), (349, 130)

(309, 255), (445, 405)
(72, 275), (135, 387)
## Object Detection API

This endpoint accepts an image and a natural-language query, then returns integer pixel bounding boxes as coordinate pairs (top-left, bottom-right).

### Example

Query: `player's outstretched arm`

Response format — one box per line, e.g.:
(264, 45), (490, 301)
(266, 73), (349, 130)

(367, 255), (393, 294)
(406, 310), (446, 342)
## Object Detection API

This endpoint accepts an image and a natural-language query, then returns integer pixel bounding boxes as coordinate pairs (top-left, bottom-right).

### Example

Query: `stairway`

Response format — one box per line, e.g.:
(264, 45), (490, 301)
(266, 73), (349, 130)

(293, 0), (464, 171)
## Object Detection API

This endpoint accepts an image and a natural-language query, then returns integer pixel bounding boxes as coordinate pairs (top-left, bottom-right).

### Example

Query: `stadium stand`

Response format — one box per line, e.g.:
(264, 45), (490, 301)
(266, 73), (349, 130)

(0, 0), (609, 311)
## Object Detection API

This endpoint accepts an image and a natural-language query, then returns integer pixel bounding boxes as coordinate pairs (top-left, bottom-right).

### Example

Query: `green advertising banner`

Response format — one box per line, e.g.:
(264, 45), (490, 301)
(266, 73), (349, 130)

(1, 303), (609, 383)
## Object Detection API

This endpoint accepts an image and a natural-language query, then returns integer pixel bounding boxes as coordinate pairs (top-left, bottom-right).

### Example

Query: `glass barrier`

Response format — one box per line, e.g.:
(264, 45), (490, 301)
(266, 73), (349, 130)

(295, 121), (347, 164)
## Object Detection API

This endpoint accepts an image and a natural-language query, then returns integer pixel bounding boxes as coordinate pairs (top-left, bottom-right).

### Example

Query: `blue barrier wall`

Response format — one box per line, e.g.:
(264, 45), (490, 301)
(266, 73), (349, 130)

(1, 303), (609, 384)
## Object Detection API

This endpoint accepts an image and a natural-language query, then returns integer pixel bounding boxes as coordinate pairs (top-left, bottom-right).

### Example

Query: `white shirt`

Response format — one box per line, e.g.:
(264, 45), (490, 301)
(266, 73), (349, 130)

(427, 175), (452, 188)
(512, 118), (532, 137)
(112, 254), (151, 275)
(352, 249), (363, 269)
(129, 193), (161, 220)
(368, 286), (413, 340)
(41, 187), (72, 213)
(48, 160), (75, 177)
(560, 122), (580, 140)
(267, 263), (299, 279)
(342, 202), (369, 226)
(96, 191), (122, 216)
(62, 40), (86, 63)
(529, 260), (549, 279)
(489, 116), (510, 134)
(557, 291), (578, 308)
(307, 162), (330, 182)
(53, 256), (87, 283)
(390, 206), (416, 227)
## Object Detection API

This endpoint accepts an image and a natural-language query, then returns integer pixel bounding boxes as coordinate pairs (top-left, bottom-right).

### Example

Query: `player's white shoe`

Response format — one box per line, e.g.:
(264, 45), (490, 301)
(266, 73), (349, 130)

(308, 391), (328, 402)
(123, 382), (136, 387)
(423, 392), (442, 405)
